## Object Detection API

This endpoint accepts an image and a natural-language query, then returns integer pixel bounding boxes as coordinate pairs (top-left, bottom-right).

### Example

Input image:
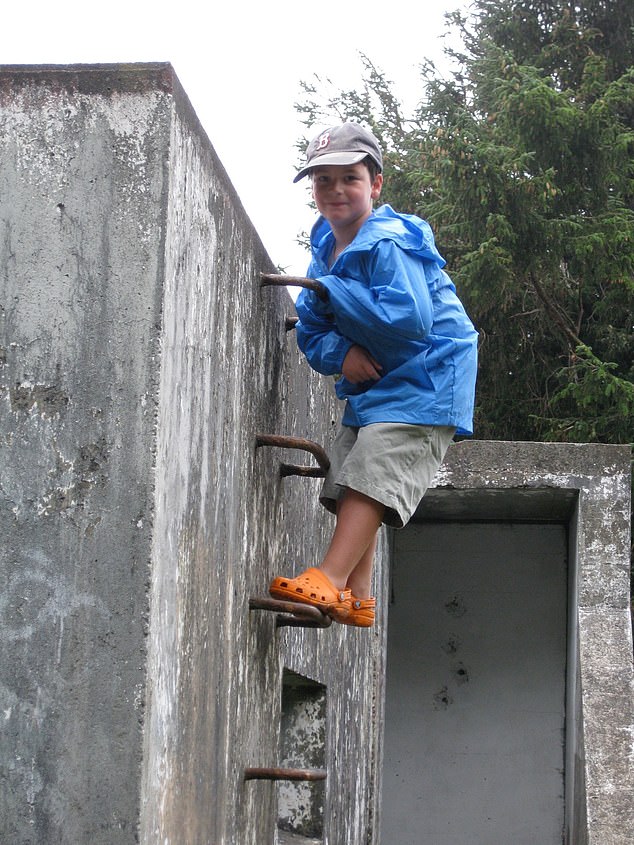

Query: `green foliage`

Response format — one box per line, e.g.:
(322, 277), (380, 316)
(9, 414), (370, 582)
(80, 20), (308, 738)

(540, 344), (634, 442)
(296, 1), (634, 450)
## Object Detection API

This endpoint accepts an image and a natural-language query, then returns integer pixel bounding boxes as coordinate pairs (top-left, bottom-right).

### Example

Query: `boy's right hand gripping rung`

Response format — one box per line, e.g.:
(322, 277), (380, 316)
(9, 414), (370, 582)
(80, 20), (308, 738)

(260, 272), (328, 302)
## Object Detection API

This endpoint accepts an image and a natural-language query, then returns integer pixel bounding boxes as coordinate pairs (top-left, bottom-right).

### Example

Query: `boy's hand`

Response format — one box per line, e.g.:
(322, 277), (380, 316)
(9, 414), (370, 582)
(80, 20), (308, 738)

(342, 345), (383, 384)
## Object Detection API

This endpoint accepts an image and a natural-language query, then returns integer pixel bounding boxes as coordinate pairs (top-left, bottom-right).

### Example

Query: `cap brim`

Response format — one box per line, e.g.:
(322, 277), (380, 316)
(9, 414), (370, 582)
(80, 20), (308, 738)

(293, 151), (368, 183)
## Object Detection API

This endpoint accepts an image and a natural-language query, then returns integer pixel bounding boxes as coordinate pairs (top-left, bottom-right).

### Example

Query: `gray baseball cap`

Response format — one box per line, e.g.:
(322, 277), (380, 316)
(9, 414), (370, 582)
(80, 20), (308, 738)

(293, 122), (383, 183)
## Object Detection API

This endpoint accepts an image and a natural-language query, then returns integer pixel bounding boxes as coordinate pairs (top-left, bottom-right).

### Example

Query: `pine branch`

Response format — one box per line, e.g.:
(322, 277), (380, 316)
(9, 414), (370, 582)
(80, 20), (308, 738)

(528, 271), (583, 351)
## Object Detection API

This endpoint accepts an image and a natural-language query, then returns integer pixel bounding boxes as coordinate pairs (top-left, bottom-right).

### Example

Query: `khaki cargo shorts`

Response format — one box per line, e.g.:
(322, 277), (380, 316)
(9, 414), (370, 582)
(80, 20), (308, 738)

(320, 422), (456, 528)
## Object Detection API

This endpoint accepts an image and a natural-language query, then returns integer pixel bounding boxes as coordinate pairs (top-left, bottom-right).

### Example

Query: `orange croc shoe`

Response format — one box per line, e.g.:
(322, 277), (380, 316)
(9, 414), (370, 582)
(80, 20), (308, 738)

(331, 595), (376, 627)
(269, 567), (351, 618)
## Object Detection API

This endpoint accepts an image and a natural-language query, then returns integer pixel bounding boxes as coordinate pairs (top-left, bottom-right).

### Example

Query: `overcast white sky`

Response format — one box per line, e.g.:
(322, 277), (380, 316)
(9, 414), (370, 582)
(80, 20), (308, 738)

(2, 0), (466, 274)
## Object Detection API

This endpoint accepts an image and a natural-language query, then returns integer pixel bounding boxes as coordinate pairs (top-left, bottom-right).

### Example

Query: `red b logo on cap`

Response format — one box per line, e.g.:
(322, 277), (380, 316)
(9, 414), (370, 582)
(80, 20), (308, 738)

(316, 131), (330, 150)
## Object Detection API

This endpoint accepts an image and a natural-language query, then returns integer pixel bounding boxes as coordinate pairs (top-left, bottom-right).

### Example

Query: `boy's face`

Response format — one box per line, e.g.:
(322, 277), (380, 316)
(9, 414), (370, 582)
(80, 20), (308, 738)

(311, 163), (383, 237)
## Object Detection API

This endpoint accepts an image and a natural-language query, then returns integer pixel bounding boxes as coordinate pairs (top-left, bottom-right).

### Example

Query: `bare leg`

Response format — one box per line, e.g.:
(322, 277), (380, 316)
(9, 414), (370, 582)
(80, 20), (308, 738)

(319, 488), (384, 598)
(345, 532), (378, 600)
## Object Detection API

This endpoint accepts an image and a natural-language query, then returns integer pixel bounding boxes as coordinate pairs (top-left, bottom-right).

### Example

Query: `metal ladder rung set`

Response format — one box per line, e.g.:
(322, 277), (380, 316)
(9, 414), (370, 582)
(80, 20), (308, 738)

(250, 433), (331, 629)
(247, 298), (332, 785)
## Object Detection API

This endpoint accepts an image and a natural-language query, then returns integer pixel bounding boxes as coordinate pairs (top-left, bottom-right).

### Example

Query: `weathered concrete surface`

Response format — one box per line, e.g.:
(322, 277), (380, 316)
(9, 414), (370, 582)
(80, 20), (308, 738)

(384, 521), (568, 843)
(0, 64), (173, 844)
(0, 64), (386, 845)
(415, 441), (634, 845)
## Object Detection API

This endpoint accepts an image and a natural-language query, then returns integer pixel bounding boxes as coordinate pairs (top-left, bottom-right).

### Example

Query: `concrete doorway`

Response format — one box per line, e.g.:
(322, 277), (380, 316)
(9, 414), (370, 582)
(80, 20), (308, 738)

(381, 521), (567, 844)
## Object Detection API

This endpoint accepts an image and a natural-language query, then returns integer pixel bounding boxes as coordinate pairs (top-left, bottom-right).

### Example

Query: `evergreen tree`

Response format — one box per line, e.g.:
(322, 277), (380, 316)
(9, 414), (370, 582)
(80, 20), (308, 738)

(296, 1), (634, 446)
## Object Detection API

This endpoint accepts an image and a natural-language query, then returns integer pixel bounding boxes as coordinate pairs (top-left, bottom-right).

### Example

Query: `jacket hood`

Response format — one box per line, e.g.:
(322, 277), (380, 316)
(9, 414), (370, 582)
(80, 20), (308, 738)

(310, 203), (446, 268)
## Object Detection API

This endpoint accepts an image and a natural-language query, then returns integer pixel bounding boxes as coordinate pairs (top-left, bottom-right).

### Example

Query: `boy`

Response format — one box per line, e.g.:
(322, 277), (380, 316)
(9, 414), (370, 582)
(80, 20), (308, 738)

(269, 122), (478, 627)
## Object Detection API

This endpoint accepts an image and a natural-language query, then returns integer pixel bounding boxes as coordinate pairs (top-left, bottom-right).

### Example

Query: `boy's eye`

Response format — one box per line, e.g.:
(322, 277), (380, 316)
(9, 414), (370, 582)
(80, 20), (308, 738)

(313, 170), (362, 186)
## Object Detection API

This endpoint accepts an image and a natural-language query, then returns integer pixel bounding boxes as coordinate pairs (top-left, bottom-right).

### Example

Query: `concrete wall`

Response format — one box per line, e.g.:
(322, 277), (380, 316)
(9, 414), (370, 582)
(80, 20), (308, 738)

(406, 441), (634, 845)
(383, 521), (569, 844)
(0, 64), (172, 843)
(0, 64), (387, 845)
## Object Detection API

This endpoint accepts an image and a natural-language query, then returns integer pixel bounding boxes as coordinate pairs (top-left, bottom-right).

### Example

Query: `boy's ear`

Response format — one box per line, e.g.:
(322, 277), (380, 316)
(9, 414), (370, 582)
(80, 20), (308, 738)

(371, 173), (383, 200)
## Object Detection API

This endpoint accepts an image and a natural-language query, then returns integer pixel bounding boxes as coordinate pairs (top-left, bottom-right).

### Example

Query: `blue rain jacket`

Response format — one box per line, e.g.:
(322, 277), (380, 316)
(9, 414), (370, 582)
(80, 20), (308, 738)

(295, 204), (478, 435)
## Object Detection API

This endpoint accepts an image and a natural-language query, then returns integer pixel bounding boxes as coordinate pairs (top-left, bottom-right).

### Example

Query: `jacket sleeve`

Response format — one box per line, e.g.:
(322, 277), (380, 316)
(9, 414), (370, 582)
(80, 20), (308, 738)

(324, 240), (435, 342)
(295, 288), (354, 375)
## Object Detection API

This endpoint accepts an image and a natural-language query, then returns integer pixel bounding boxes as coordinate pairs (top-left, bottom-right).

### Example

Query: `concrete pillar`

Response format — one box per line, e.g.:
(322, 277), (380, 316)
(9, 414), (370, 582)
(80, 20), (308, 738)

(0, 64), (386, 845)
(1, 64), (175, 843)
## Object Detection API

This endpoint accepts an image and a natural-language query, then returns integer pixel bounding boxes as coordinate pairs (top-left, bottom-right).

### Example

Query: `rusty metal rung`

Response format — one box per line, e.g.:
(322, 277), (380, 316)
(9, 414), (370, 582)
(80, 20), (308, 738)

(249, 596), (332, 629)
(280, 463), (324, 478)
(260, 272), (328, 303)
(256, 434), (330, 478)
(244, 766), (327, 782)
